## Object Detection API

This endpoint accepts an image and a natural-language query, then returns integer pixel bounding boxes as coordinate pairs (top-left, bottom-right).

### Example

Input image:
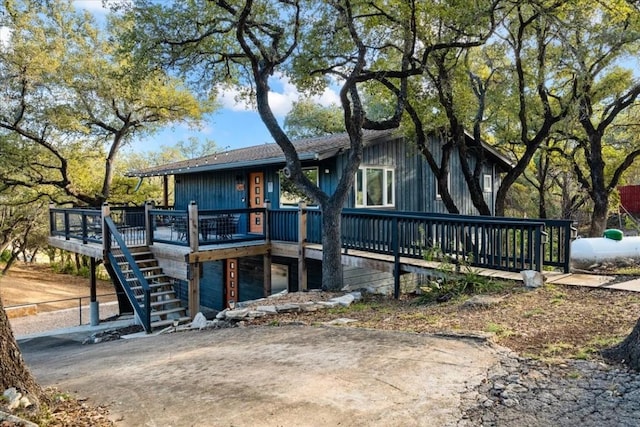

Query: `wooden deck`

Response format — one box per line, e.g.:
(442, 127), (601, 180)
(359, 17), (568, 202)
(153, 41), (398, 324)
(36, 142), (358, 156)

(48, 204), (582, 314)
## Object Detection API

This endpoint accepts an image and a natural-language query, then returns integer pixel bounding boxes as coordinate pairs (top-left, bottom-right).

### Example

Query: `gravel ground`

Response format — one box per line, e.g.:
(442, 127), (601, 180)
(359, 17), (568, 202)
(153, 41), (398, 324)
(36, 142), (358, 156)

(9, 301), (121, 337)
(459, 350), (640, 426)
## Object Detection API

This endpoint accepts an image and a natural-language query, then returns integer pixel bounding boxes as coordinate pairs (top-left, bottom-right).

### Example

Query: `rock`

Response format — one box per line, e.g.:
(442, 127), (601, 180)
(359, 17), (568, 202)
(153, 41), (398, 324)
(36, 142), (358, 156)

(224, 308), (250, 320)
(18, 396), (31, 409)
(521, 270), (545, 288)
(329, 294), (355, 307)
(275, 303), (300, 313)
(463, 295), (504, 309)
(191, 312), (208, 330)
(317, 301), (339, 308)
(256, 305), (278, 314)
(483, 399), (495, 408)
(247, 311), (266, 319)
(299, 302), (319, 312)
(3, 388), (21, 411)
(502, 398), (518, 407)
(0, 410), (38, 427)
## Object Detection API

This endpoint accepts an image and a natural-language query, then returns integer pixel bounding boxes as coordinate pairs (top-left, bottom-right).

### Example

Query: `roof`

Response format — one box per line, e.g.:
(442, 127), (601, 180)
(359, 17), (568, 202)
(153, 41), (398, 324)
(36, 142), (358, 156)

(127, 129), (397, 177)
(128, 128), (513, 177)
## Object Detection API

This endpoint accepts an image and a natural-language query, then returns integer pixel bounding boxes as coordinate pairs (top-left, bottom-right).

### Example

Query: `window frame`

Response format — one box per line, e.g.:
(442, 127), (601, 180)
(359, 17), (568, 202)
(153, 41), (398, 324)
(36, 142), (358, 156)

(483, 174), (493, 193)
(355, 165), (395, 208)
(279, 166), (319, 209)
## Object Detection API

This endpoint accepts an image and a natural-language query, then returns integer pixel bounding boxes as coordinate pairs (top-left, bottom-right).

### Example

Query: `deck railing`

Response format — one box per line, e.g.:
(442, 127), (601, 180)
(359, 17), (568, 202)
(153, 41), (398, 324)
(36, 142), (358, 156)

(268, 208), (575, 273)
(147, 206), (267, 247)
(50, 206), (146, 247)
(50, 204), (574, 273)
(103, 216), (152, 332)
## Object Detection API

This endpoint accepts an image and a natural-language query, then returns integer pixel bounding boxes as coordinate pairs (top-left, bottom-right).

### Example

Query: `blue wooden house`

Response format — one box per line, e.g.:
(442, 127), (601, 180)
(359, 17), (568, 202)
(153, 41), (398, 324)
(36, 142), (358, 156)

(134, 129), (511, 215)
(122, 129), (513, 311)
(50, 127), (578, 331)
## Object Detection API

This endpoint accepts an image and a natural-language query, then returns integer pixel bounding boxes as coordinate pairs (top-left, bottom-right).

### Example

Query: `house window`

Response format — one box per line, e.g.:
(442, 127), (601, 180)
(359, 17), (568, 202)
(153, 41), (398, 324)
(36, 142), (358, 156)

(279, 167), (319, 208)
(355, 166), (395, 208)
(435, 172), (451, 200)
(483, 174), (492, 193)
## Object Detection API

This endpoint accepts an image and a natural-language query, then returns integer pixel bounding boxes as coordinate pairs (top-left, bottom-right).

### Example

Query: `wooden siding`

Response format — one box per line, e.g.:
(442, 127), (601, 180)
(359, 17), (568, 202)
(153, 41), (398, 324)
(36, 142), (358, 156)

(238, 256), (268, 302)
(332, 135), (500, 215)
(196, 256), (268, 311)
(201, 261), (224, 310)
(176, 162), (334, 211)
(174, 134), (503, 216)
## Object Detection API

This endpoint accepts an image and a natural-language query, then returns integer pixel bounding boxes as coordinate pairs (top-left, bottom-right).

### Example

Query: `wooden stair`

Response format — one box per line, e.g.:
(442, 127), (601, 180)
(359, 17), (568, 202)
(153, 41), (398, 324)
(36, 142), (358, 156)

(115, 248), (191, 330)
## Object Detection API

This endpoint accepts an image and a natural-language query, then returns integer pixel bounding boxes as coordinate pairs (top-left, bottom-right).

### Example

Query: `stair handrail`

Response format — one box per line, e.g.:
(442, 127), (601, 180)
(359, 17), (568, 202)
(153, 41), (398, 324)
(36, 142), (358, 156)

(104, 216), (152, 332)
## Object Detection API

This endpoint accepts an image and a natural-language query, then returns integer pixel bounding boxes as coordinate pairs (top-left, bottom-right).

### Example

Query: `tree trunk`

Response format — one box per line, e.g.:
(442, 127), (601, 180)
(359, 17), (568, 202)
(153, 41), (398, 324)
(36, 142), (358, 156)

(1, 249), (20, 276)
(602, 318), (640, 370)
(589, 192), (609, 237)
(0, 295), (45, 406)
(321, 204), (343, 291)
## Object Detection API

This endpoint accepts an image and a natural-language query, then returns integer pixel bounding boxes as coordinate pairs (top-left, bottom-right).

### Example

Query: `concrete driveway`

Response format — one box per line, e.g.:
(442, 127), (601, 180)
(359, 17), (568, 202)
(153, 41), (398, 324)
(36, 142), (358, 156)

(20, 326), (500, 427)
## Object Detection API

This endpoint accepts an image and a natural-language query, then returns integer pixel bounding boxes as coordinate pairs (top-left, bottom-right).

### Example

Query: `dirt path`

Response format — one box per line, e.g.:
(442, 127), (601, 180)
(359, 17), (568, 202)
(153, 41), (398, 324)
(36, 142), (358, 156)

(21, 326), (502, 427)
(0, 263), (116, 311)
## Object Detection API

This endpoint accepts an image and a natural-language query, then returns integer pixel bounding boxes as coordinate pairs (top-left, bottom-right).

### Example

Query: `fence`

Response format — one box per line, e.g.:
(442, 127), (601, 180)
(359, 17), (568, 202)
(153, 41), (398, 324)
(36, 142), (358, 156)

(6, 293), (119, 336)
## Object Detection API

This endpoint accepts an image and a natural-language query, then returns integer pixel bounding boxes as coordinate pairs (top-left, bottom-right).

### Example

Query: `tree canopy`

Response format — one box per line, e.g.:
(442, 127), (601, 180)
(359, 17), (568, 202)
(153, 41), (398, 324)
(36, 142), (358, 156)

(0, 0), (213, 207)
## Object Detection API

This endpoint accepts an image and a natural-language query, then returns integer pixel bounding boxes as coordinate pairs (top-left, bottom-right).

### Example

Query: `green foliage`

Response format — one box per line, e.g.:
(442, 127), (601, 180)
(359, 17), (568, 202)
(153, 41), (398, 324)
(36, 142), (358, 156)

(416, 257), (510, 304)
(51, 261), (76, 275)
(484, 322), (515, 337)
(0, 0), (212, 207)
(284, 100), (344, 139)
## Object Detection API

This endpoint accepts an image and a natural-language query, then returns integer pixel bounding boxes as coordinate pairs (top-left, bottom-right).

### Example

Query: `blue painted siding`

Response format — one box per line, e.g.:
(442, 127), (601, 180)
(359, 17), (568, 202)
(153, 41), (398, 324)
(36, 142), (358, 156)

(173, 134), (503, 216)
(201, 261), (224, 310)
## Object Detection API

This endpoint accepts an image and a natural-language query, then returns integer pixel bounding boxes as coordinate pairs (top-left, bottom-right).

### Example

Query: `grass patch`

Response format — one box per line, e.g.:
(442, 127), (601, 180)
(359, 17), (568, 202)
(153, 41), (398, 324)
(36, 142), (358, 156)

(541, 342), (575, 359)
(612, 266), (640, 275)
(327, 301), (374, 315)
(523, 308), (545, 318)
(415, 267), (512, 304)
(484, 322), (515, 337)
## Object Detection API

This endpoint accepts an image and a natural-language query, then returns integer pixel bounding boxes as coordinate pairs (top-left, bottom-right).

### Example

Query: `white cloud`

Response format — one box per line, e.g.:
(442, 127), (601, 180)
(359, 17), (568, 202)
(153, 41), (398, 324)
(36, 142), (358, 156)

(73, 0), (109, 13)
(0, 26), (12, 48)
(217, 86), (255, 112)
(216, 73), (341, 118)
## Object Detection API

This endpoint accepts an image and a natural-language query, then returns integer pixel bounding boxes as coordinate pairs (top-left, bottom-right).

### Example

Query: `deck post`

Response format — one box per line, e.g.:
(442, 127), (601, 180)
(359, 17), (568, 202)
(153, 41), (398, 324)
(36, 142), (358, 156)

(145, 201), (154, 247)
(188, 262), (200, 319)
(188, 201), (199, 252)
(298, 201), (308, 291)
(263, 201), (272, 296)
(49, 202), (55, 237)
(90, 256), (99, 326)
(188, 201), (200, 318)
(392, 217), (400, 299)
(102, 203), (111, 255)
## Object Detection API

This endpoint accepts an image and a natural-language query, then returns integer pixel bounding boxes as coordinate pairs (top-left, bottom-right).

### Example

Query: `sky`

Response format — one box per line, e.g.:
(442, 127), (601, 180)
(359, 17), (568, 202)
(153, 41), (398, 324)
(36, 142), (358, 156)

(71, 0), (341, 155)
(130, 74), (341, 153)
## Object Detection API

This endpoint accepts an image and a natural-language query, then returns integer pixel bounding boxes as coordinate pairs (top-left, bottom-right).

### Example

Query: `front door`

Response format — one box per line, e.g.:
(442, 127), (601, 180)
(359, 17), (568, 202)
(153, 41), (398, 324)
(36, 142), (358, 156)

(225, 258), (238, 309)
(249, 172), (264, 234)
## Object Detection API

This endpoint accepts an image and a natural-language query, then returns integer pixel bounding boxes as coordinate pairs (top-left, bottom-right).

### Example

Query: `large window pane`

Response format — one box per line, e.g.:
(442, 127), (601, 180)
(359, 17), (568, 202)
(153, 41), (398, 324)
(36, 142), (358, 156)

(355, 166), (395, 208)
(279, 167), (319, 207)
(366, 168), (383, 206)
